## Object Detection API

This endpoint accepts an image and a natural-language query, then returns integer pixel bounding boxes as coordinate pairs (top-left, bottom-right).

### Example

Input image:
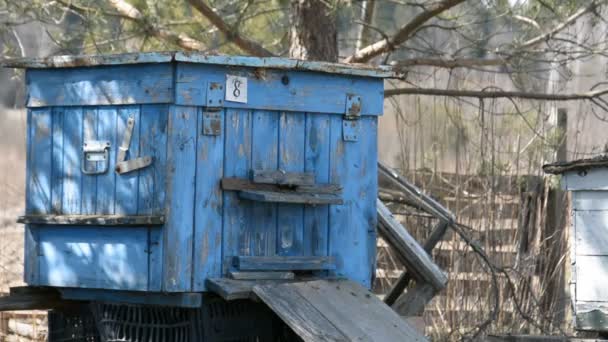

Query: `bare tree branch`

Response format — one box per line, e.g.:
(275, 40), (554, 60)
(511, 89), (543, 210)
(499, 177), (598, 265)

(385, 86), (608, 101)
(106, 0), (206, 51)
(344, 0), (466, 63)
(378, 0), (602, 70)
(186, 0), (275, 57)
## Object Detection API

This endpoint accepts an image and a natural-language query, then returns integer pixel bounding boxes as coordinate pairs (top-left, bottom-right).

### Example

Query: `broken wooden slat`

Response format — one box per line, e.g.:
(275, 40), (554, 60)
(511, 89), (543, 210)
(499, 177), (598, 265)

(234, 256), (336, 271)
(221, 177), (342, 194)
(229, 271), (295, 280)
(238, 190), (343, 205)
(253, 279), (427, 342)
(384, 220), (450, 306)
(17, 215), (165, 226)
(251, 169), (315, 186)
(377, 199), (447, 290)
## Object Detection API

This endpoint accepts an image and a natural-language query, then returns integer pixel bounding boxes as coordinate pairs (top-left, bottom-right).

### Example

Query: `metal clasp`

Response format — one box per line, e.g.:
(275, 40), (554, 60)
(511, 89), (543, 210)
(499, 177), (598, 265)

(82, 140), (111, 175)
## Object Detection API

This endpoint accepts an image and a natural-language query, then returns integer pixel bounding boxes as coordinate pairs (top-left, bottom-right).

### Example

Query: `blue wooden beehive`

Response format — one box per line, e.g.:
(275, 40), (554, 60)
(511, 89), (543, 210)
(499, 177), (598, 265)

(13, 52), (391, 299)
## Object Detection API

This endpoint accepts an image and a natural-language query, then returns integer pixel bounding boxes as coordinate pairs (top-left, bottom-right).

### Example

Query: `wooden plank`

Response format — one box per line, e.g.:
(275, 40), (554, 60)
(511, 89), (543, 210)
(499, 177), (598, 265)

(229, 271), (295, 280)
(221, 177), (341, 194)
(574, 210), (608, 256)
(250, 110), (278, 256)
(58, 288), (202, 308)
(253, 282), (349, 341)
(304, 114), (331, 256)
(115, 106), (140, 215)
(575, 255), (608, 302)
(138, 104), (168, 215)
(384, 220), (449, 306)
(563, 168), (608, 191)
(206, 278), (295, 301)
(239, 190), (342, 205)
(81, 108), (98, 215)
(276, 112), (306, 256)
(572, 191), (608, 210)
(61, 107), (83, 214)
(51, 107), (64, 214)
(254, 279), (427, 342)
(222, 109), (253, 264)
(38, 226), (149, 290)
(17, 215), (164, 226)
(138, 105), (168, 291)
(0, 288), (73, 311)
(26, 63), (174, 107)
(163, 106), (197, 292)
(377, 199), (448, 290)
(391, 282), (436, 316)
(252, 169), (313, 186)
(95, 106), (117, 215)
(25, 108), (52, 285)
(193, 107), (224, 291)
(234, 256), (336, 271)
(328, 116), (377, 287)
(175, 63), (385, 115)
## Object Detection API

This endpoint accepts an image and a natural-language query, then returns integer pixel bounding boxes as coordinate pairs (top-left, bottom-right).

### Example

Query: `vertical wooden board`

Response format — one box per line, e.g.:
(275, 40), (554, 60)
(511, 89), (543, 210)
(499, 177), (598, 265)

(223, 109), (252, 270)
(304, 114), (331, 256)
(328, 116), (376, 288)
(51, 107), (64, 214)
(115, 106), (140, 215)
(25, 108), (51, 284)
(138, 104), (168, 215)
(164, 105), (197, 291)
(363, 117), (379, 275)
(26, 108), (52, 215)
(81, 108), (98, 214)
(148, 227), (163, 291)
(138, 105), (168, 290)
(193, 108), (224, 290)
(277, 112), (305, 256)
(95, 107), (117, 214)
(62, 107), (83, 214)
(250, 110), (279, 257)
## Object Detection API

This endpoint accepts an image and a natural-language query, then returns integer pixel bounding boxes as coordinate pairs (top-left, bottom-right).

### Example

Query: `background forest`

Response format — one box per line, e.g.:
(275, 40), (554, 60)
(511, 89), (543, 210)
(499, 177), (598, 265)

(2, 0), (608, 340)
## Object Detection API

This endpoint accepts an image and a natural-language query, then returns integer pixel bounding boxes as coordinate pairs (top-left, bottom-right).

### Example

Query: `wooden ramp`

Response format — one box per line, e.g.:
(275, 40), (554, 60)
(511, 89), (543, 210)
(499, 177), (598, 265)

(252, 279), (427, 342)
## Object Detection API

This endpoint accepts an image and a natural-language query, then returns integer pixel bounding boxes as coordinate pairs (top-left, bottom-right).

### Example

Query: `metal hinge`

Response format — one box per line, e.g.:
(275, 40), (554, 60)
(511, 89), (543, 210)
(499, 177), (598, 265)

(115, 117), (154, 175)
(343, 94), (361, 142)
(203, 81), (224, 136)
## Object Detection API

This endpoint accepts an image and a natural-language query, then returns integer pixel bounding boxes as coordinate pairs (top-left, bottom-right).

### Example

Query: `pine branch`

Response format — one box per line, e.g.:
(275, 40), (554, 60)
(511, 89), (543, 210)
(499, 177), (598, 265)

(187, 0), (275, 57)
(106, 0), (206, 51)
(345, 0), (466, 63)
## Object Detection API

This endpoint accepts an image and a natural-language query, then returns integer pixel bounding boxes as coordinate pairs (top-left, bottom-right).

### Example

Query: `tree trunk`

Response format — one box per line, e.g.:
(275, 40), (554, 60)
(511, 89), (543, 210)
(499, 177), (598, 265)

(289, 0), (338, 62)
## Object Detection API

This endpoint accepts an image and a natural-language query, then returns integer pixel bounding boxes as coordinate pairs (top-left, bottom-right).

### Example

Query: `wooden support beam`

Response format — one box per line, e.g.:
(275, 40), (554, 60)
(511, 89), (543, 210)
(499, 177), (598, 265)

(377, 200), (448, 290)
(391, 282), (435, 316)
(384, 220), (449, 305)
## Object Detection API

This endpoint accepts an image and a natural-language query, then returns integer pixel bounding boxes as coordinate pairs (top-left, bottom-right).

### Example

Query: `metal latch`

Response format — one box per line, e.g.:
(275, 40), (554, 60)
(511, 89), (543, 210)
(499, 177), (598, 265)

(343, 94), (361, 142)
(115, 117), (154, 175)
(82, 140), (111, 175)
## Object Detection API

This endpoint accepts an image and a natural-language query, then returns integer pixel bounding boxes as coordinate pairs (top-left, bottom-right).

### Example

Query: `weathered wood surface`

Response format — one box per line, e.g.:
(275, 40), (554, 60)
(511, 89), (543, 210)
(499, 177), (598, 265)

(239, 190), (343, 205)
(229, 271), (295, 280)
(17, 215), (164, 226)
(487, 335), (608, 342)
(206, 278), (294, 301)
(0, 287), (79, 311)
(253, 279), (427, 342)
(26, 64), (174, 107)
(384, 220), (449, 305)
(561, 168), (608, 191)
(391, 282), (436, 316)
(251, 169), (314, 186)
(221, 177), (341, 194)
(3, 51), (396, 78)
(377, 199), (448, 290)
(234, 256), (336, 271)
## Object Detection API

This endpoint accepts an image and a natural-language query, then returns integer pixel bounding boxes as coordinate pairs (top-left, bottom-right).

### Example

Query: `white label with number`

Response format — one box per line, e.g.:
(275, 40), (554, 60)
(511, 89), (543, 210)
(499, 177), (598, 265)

(225, 75), (248, 103)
